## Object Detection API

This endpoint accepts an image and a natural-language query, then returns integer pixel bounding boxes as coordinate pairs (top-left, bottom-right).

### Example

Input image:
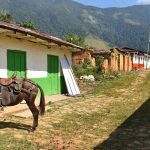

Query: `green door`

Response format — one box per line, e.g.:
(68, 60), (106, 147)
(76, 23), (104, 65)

(7, 50), (26, 77)
(47, 55), (60, 95)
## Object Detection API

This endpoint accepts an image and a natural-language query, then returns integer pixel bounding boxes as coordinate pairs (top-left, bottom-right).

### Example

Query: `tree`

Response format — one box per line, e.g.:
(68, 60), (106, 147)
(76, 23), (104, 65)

(19, 21), (36, 30)
(0, 10), (13, 23)
(64, 33), (87, 48)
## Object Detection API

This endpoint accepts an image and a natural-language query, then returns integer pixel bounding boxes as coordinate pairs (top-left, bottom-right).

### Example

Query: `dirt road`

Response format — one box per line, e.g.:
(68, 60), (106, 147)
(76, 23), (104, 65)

(0, 70), (150, 150)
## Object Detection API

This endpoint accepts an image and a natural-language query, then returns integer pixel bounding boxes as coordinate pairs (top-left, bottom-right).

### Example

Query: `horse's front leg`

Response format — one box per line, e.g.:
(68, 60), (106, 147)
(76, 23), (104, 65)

(26, 95), (39, 132)
(0, 106), (4, 111)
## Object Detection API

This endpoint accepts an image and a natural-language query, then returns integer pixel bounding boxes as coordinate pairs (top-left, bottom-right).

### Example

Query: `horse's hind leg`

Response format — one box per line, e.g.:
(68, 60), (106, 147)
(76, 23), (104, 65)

(26, 94), (39, 132)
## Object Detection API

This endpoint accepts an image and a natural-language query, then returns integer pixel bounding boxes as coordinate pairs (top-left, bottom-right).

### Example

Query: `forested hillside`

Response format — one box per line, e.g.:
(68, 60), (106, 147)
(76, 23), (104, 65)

(0, 0), (150, 50)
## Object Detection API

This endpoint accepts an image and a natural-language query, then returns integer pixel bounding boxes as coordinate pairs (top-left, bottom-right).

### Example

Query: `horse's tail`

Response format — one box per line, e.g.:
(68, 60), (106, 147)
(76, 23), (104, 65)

(37, 84), (45, 116)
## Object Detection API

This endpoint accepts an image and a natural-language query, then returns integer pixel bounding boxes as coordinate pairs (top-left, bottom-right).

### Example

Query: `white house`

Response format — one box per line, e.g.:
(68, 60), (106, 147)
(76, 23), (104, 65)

(0, 21), (81, 96)
(133, 53), (139, 68)
(144, 54), (150, 69)
(122, 48), (144, 70)
(131, 53), (144, 69)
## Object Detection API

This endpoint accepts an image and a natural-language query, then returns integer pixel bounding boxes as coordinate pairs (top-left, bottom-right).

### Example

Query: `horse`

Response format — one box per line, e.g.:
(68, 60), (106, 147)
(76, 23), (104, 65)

(0, 72), (45, 132)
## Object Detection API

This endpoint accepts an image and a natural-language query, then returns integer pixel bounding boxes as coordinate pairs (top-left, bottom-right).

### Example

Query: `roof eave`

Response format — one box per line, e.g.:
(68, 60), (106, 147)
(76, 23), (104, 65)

(0, 21), (83, 51)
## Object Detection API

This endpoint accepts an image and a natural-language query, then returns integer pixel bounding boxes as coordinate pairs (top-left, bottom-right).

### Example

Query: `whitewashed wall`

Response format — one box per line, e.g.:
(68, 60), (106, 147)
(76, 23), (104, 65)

(133, 54), (139, 64)
(139, 56), (144, 65)
(144, 57), (147, 69)
(144, 57), (150, 69)
(0, 36), (72, 78)
(148, 58), (150, 68)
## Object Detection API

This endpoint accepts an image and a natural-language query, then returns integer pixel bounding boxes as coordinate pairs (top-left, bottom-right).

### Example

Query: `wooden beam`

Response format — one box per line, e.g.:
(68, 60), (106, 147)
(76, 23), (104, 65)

(0, 30), (60, 48)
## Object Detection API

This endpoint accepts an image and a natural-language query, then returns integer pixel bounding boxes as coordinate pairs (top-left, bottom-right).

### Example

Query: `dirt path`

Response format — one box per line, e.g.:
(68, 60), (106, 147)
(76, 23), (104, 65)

(0, 70), (150, 150)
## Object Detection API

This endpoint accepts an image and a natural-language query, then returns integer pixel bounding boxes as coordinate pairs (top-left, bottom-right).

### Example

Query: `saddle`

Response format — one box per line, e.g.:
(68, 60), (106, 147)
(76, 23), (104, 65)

(0, 72), (24, 95)
(0, 72), (17, 86)
(0, 72), (22, 110)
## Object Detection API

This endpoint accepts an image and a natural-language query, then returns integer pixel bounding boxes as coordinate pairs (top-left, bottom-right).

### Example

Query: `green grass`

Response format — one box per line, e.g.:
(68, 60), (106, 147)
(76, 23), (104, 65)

(88, 71), (137, 96)
(0, 135), (39, 150)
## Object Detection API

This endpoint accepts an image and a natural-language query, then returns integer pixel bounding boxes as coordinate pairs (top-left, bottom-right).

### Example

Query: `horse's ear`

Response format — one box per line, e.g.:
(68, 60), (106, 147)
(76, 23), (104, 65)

(11, 72), (17, 79)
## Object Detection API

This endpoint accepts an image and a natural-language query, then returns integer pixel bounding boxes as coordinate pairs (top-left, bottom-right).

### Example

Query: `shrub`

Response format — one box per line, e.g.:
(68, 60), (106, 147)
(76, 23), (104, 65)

(0, 10), (13, 23)
(19, 21), (36, 30)
(73, 57), (105, 81)
(95, 56), (104, 74)
(73, 64), (87, 78)
(103, 69), (120, 80)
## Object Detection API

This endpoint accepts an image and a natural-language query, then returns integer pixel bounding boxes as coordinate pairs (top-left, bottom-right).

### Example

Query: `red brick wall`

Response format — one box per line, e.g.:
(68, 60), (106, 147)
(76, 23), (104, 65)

(72, 51), (95, 66)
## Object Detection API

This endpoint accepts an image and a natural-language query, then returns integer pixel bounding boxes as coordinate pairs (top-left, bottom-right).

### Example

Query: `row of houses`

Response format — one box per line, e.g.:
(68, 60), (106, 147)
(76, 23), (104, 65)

(0, 21), (149, 97)
(72, 47), (150, 72)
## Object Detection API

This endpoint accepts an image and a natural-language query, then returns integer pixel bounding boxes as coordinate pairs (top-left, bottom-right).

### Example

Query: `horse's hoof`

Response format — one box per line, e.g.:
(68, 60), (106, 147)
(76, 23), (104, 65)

(28, 127), (35, 133)
(0, 107), (4, 111)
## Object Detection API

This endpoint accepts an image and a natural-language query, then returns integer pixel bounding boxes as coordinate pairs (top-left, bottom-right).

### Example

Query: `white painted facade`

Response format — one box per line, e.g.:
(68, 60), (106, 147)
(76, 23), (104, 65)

(144, 56), (150, 69)
(133, 54), (144, 64)
(139, 56), (144, 65)
(147, 58), (150, 68)
(133, 54), (139, 64)
(0, 36), (72, 78)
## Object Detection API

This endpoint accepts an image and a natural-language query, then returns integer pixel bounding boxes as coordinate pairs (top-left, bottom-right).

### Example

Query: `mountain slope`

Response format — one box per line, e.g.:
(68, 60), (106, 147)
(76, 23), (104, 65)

(0, 0), (149, 50)
(85, 35), (113, 49)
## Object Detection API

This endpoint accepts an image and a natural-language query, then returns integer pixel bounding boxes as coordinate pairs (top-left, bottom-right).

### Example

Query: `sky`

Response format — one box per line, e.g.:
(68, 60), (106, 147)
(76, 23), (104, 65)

(73, 0), (150, 8)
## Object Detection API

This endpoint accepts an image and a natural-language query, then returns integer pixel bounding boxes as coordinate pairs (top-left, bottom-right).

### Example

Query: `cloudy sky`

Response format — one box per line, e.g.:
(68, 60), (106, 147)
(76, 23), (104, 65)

(73, 0), (150, 8)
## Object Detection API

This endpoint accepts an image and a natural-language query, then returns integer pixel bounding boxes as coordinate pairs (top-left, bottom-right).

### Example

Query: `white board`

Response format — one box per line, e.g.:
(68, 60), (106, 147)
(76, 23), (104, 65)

(60, 56), (80, 96)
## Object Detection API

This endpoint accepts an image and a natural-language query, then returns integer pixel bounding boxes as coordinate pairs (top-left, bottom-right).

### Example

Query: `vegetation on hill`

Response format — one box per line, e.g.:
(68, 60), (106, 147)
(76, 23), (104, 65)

(85, 35), (113, 49)
(0, 0), (149, 50)
(64, 33), (87, 48)
(0, 10), (13, 23)
(19, 21), (36, 30)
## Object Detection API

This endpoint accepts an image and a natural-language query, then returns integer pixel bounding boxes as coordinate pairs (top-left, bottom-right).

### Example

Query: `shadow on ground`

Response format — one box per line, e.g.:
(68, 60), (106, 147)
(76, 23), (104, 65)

(94, 97), (150, 150)
(0, 121), (31, 131)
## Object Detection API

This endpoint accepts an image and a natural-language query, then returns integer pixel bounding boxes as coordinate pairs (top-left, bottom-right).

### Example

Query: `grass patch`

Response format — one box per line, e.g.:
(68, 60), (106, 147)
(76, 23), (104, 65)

(88, 71), (138, 96)
(0, 135), (39, 150)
